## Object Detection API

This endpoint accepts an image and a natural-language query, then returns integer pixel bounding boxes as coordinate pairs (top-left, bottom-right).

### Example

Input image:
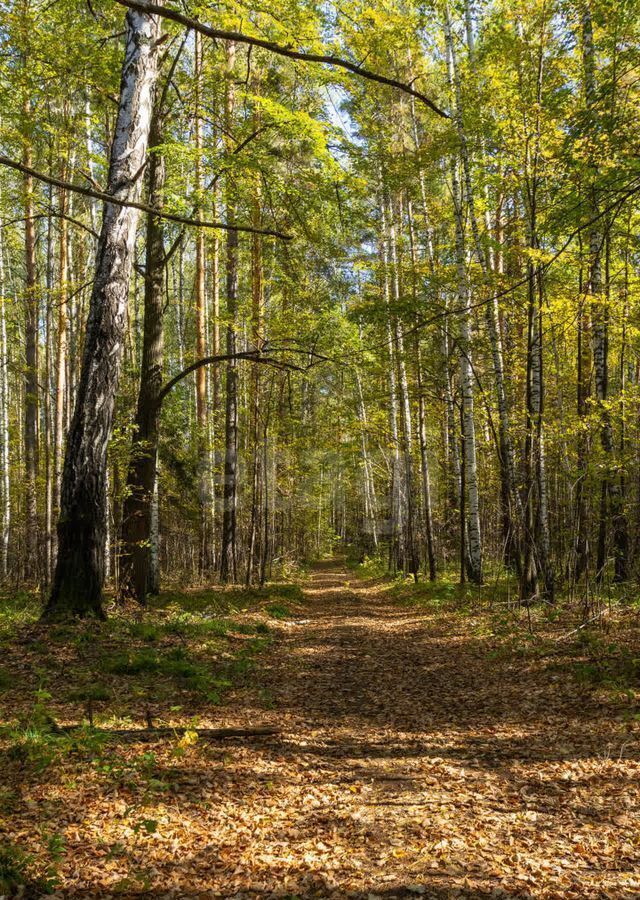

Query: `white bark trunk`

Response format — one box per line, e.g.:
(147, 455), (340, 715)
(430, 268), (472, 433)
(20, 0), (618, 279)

(0, 225), (10, 577)
(46, 7), (161, 617)
(445, 10), (482, 583)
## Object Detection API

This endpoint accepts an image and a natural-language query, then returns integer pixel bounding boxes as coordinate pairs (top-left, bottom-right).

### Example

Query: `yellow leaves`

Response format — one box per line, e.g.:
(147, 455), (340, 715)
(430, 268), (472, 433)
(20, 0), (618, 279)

(177, 727), (199, 749)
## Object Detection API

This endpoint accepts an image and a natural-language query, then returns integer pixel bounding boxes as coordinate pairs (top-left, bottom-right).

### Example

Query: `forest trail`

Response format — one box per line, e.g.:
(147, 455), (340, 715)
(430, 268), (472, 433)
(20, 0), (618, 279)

(166, 559), (638, 900)
(12, 560), (637, 899)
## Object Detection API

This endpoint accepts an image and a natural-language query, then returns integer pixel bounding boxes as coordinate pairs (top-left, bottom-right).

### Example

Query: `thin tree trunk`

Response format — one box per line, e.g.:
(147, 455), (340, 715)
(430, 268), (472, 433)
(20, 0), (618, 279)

(521, 26), (554, 604)
(445, 12), (482, 584)
(22, 104), (39, 583)
(355, 366), (379, 552)
(0, 216), (10, 577)
(379, 197), (402, 573)
(416, 343), (436, 581)
(448, 2), (522, 575)
(53, 167), (69, 571)
(246, 189), (264, 585)
(194, 31), (212, 576)
(220, 41), (239, 583)
(581, 8), (628, 582)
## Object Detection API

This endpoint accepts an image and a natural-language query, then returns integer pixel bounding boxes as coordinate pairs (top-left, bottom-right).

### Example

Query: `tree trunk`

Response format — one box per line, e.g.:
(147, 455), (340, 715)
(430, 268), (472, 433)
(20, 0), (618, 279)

(194, 31), (213, 576)
(44, 7), (161, 619)
(389, 197), (418, 580)
(0, 222), (10, 577)
(53, 170), (69, 571)
(520, 32), (554, 604)
(220, 41), (239, 583)
(379, 197), (402, 573)
(445, 12), (482, 584)
(581, 7), (628, 582)
(416, 343), (436, 581)
(246, 188), (265, 586)
(448, 2), (522, 575)
(119, 103), (165, 604)
(23, 113), (39, 583)
(355, 366), (379, 552)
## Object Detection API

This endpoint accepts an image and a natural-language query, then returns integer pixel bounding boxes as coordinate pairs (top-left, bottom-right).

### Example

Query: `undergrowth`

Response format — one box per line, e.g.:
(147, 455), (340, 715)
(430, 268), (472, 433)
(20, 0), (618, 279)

(0, 578), (304, 887)
(349, 559), (640, 705)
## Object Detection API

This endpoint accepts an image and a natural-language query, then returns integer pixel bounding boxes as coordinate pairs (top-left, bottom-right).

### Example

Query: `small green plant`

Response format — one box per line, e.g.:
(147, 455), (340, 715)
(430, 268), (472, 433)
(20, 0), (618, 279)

(67, 683), (111, 703)
(128, 621), (162, 643)
(266, 602), (290, 619)
(104, 649), (160, 675)
(0, 835), (63, 895)
(0, 842), (30, 894)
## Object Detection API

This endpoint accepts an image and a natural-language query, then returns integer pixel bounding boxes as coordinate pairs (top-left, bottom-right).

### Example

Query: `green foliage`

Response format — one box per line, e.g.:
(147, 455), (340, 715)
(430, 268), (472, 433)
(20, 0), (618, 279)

(0, 842), (30, 895)
(572, 632), (640, 692)
(3, 689), (109, 772)
(266, 602), (290, 619)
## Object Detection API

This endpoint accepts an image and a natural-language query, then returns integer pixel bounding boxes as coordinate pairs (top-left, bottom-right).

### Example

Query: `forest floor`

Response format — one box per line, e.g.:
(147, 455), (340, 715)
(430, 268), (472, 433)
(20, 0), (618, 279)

(1, 559), (639, 898)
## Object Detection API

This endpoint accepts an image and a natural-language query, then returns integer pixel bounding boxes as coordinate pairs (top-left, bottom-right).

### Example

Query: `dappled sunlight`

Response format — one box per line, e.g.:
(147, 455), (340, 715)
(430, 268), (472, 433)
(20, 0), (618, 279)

(3, 561), (639, 897)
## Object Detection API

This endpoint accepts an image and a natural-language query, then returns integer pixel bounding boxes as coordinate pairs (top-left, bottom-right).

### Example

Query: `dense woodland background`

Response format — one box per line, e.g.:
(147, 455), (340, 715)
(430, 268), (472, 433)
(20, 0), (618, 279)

(1, 2), (640, 896)
(0, 0), (639, 610)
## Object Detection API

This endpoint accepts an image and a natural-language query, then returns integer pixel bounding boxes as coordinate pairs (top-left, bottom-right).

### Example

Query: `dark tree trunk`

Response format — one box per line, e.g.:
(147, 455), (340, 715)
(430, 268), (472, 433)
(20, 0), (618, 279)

(220, 41), (238, 584)
(119, 106), (165, 604)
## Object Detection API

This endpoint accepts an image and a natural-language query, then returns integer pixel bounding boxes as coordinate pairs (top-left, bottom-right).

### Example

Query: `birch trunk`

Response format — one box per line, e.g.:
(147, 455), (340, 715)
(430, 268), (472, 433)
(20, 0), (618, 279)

(379, 198), (402, 572)
(194, 31), (212, 575)
(44, 7), (161, 618)
(23, 112), (39, 582)
(355, 367), (379, 551)
(445, 13), (482, 584)
(246, 187), (264, 585)
(416, 342), (436, 581)
(53, 171), (69, 569)
(0, 222), (10, 577)
(448, 3), (522, 573)
(388, 196), (418, 579)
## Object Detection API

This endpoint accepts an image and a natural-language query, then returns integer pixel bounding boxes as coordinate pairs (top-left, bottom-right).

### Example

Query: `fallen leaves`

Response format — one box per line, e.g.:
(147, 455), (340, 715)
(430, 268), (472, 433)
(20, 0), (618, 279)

(1, 561), (640, 897)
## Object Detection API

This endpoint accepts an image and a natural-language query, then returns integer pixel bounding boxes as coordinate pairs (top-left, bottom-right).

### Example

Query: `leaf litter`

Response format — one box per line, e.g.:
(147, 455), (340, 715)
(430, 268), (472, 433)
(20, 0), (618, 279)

(0, 560), (639, 898)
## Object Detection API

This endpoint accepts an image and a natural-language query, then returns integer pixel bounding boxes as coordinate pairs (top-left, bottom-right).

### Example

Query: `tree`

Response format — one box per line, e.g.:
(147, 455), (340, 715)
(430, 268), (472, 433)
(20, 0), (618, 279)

(44, 6), (162, 618)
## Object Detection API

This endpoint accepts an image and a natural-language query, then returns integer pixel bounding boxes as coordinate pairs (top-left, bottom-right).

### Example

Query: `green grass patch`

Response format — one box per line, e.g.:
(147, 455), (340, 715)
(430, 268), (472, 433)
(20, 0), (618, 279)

(266, 602), (290, 619)
(0, 589), (40, 637)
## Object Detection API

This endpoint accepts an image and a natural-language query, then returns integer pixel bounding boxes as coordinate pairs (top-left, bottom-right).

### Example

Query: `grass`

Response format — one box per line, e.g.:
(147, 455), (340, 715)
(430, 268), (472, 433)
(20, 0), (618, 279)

(0, 576), (300, 885)
(0, 577), (300, 766)
(347, 557), (640, 707)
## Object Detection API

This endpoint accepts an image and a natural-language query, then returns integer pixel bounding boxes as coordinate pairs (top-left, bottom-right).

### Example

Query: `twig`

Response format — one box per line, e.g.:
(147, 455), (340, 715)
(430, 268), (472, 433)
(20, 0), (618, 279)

(62, 725), (280, 741)
(554, 609), (609, 642)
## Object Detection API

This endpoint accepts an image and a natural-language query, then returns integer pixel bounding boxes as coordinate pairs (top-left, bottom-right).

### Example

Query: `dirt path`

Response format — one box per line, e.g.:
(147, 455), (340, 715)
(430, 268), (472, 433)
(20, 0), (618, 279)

(52, 560), (639, 898)
(135, 558), (637, 900)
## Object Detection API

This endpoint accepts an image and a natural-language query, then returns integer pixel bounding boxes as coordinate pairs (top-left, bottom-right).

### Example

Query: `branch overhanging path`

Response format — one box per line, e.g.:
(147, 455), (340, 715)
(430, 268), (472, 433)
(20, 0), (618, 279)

(113, 0), (449, 119)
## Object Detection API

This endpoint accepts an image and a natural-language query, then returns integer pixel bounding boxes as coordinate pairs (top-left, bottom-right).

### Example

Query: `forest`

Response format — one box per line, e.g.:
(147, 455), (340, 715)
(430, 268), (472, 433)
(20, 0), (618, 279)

(0, 0), (639, 896)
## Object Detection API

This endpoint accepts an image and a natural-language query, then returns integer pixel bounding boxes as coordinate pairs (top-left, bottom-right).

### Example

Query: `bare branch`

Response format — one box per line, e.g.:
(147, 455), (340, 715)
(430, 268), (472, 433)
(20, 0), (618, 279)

(157, 350), (304, 406)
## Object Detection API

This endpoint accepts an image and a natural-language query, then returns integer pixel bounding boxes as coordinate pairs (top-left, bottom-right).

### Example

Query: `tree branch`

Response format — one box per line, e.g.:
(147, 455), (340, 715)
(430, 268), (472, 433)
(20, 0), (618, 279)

(157, 350), (303, 406)
(0, 155), (291, 240)
(113, 0), (449, 119)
